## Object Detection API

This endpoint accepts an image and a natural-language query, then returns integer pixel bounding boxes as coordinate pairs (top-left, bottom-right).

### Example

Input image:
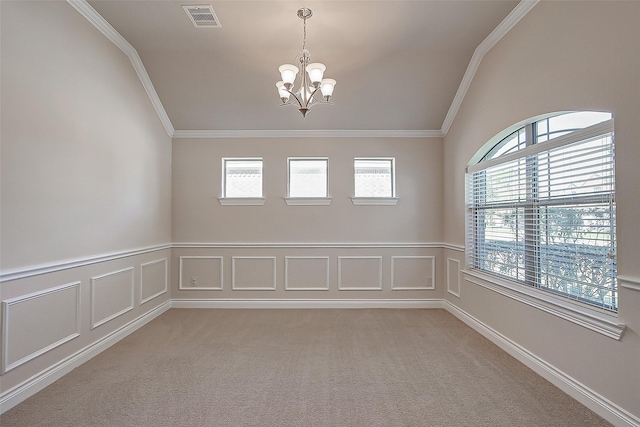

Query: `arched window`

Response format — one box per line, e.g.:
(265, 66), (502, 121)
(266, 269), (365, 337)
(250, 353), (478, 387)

(466, 112), (616, 311)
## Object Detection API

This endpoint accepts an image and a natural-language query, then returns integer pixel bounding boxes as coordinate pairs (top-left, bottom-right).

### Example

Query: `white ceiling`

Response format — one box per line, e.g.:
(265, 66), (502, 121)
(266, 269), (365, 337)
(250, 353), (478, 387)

(87, 0), (520, 134)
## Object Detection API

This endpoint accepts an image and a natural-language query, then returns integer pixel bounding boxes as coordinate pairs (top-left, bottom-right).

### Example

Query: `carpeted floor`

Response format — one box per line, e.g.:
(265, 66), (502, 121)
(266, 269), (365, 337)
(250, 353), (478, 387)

(1, 309), (610, 426)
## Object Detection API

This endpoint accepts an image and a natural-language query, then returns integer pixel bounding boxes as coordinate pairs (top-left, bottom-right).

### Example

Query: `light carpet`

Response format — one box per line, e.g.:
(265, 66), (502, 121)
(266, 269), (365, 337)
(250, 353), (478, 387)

(0, 309), (611, 426)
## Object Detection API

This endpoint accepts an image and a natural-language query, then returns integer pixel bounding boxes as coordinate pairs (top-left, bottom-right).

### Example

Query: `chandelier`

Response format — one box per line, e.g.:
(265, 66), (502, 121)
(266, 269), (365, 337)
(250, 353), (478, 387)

(276, 8), (336, 118)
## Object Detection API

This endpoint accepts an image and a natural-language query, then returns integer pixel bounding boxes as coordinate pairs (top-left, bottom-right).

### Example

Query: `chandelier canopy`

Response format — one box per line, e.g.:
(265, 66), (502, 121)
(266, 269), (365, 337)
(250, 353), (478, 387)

(276, 8), (336, 118)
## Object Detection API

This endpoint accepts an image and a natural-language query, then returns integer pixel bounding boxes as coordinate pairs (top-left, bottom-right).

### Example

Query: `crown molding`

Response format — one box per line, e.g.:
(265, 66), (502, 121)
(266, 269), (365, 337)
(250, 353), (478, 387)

(440, 0), (539, 136)
(172, 129), (443, 139)
(66, 0), (175, 137)
(69, 0), (536, 140)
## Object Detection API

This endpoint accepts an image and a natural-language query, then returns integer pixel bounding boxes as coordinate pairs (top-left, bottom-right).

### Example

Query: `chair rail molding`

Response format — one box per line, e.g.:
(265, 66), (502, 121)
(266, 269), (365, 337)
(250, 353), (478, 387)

(0, 244), (171, 282)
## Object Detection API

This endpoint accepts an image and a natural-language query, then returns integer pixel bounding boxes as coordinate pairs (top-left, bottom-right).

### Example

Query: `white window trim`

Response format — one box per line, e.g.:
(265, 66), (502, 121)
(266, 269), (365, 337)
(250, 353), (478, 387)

(462, 268), (625, 341)
(467, 120), (613, 173)
(218, 197), (265, 206)
(466, 116), (619, 331)
(351, 197), (398, 206)
(285, 197), (332, 206)
(353, 157), (397, 203)
(287, 157), (329, 201)
(221, 157), (264, 201)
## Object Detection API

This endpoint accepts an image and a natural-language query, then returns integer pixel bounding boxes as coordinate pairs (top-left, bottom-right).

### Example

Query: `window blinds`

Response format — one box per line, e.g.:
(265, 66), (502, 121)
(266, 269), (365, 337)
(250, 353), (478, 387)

(467, 120), (616, 310)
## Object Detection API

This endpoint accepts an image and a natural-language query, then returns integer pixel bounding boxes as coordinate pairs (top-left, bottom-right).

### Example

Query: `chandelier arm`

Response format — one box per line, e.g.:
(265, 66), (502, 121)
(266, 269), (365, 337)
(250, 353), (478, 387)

(309, 87), (324, 103)
(284, 88), (304, 108)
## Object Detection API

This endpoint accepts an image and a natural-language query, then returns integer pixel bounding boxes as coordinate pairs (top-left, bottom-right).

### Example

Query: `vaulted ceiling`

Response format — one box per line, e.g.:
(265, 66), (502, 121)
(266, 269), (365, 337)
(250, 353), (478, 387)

(87, 1), (521, 134)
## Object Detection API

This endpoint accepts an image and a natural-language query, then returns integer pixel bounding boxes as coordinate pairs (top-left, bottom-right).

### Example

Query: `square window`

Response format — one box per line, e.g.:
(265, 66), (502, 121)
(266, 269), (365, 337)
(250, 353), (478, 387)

(354, 158), (395, 198)
(288, 158), (328, 198)
(223, 158), (263, 198)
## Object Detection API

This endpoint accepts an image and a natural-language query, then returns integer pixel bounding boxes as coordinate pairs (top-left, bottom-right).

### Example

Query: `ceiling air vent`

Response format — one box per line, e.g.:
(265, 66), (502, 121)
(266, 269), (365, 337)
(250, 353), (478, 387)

(182, 5), (221, 28)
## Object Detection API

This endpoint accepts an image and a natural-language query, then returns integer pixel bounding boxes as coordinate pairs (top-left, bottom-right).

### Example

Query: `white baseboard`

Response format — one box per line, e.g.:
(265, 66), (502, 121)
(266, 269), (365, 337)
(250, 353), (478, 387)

(3, 298), (637, 426)
(171, 298), (443, 309)
(0, 300), (171, 414)
(442, 300), (640, 427)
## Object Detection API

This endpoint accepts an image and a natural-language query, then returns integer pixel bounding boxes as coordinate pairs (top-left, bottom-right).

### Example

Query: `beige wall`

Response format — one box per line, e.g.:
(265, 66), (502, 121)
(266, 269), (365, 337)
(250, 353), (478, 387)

(0, 1), (172, 407)
(171, 136), (444, 301)
(172, 137), (442, 244)
(443, 1), (640, 420)
(1, 1), (172, 271)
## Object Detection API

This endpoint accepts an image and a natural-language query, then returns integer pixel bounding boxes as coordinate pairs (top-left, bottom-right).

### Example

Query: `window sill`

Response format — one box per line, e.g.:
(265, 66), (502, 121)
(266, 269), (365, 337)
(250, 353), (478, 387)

(285, 197), (332, 206)
(351, 197), (398, 206)
(218, 197), (265, 206)
(461, 268), (625, 340)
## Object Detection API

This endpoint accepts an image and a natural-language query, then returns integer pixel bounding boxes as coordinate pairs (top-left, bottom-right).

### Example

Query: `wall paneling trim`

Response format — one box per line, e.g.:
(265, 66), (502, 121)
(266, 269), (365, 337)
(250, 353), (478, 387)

(1, 282), (81, 374)
(338, 256), (383, 291)
(173, 243), (445, 297)
(140, 258), (168, 304)
(90, 267), (135, 329)
(284, 257), (330, 291)
(447, 258), (461, 298)
(179, 256), (223, 290)
(391, 256), (435, 290)
(231, 257), (277, 291)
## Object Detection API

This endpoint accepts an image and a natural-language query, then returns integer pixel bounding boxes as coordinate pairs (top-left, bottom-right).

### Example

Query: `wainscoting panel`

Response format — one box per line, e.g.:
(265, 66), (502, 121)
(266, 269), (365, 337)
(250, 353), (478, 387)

(91, 267), (135, 329)
(391, 256), (435, 290)
(285, 257), (330, 291)
(171, 244), (443, 300)
(140, 258), (168, 305)
(232, 257), (277, 290)
(179, 256), (223, 290)
(338, 256), (383, 291)
(1, 247), (171, 414)
(447, 258), (461, 298)
(2, 282), (81, 374)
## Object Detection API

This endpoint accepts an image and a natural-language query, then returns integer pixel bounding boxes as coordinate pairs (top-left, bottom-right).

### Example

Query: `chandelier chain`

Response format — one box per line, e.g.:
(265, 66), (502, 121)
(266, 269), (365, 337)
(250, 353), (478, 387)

(303, 15), (307, 52)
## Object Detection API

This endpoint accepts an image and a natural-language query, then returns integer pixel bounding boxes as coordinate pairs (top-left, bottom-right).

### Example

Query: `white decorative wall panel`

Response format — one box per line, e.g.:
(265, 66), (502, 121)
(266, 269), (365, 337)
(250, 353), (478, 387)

(91, 267), (134, 329)
(2, 282), (81, 374)
(179, 256), (223, 290)
(140, 258), (168, 304)
(447, 258), (461, 297)
(232, 257), (276, 290)
(391, 256), (435, 290)
(285, 257), (330, 290)
(338, 256), (383, 290)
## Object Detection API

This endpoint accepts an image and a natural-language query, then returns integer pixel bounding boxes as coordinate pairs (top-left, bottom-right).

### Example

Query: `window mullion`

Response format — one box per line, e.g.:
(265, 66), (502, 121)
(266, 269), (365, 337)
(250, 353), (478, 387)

(524, 124), (540, 287)
(475, 170), (487, 271)
(467, 111), (616, 311)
